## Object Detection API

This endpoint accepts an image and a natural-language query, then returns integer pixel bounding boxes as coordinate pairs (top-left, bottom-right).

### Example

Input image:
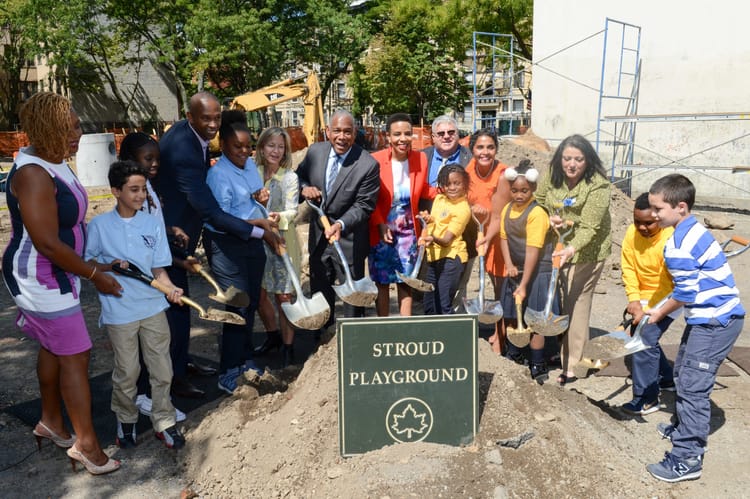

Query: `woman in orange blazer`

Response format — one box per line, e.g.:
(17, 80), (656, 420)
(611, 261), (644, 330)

(369, 113), (433, 316)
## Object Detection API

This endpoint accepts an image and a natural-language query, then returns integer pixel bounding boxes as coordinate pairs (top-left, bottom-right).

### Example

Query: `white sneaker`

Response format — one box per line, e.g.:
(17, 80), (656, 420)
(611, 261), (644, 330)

(135, 394), (152, 416)
(136, 394), (186, 422)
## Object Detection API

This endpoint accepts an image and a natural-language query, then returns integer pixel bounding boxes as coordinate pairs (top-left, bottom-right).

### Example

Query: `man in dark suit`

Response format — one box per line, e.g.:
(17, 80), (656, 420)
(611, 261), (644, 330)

(297, 110), (379, 329)
(156, 92), (280, 398)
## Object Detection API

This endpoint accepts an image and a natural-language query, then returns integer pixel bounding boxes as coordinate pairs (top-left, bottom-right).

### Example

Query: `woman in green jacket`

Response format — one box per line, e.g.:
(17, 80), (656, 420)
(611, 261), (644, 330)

(535, 134), (611, 385)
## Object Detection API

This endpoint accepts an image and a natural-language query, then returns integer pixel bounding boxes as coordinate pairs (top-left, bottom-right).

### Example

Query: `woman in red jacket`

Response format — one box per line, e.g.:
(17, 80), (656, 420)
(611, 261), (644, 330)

(369, 113), (433, 316)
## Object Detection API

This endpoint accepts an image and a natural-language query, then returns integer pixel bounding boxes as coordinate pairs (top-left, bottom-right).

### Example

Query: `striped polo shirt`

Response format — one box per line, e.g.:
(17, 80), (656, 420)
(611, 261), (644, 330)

(664, 214), (744, 325)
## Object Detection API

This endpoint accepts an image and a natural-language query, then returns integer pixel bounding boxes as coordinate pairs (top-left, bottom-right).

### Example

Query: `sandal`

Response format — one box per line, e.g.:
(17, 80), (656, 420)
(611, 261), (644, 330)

(557, 373), (578, 386)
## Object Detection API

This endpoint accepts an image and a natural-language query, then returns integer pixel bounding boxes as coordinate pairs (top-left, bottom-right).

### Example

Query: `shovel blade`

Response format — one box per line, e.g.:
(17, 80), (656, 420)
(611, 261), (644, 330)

(583, 331), (652, 360)
(209, 285), (250, 308)
(524, 309), (569, 336)
(396, 271), (434, 292)
(202, 307), (246, 325)
(464, 298), (503, 324)
(507, 328), (531, 347)
(281, 291), (331, 330)
(333, 279), (377, 307)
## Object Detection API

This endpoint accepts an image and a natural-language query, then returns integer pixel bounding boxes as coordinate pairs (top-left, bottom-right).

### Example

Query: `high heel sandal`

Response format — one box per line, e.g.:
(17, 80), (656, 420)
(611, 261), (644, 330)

(66, 444), (121, 475)
(33, 421), (76, 450)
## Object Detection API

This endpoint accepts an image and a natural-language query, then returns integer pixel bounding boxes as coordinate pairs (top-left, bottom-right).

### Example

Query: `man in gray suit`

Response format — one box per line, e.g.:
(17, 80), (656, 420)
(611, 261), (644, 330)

(297, 110), (380, 329)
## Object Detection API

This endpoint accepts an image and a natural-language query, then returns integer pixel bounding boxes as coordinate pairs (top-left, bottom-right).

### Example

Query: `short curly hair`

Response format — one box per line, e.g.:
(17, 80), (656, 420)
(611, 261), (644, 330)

(19, 92), (72, 161)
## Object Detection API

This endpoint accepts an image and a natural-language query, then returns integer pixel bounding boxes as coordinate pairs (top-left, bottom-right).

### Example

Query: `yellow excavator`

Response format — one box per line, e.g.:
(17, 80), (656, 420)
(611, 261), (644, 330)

(226, 72), (325, 151)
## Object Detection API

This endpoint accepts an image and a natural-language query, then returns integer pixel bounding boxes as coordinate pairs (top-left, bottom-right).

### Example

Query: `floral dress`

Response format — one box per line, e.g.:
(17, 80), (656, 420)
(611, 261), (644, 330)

(368, 158), (418, 284)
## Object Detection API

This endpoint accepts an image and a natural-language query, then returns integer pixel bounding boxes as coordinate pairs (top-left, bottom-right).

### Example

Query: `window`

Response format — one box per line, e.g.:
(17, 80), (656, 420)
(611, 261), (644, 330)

(512, 99), (524, 112)
(502, 101), (509, 112)
(337, 82), (346, 100)
(292, 111), (299, 126)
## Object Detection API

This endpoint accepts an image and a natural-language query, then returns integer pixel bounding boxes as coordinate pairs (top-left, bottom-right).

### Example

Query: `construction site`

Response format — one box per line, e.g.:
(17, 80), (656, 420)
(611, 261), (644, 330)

(1, 1), (750, 497)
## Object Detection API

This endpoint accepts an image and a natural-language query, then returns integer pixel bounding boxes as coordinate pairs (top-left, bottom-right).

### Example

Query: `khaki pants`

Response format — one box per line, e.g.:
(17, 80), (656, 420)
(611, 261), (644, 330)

(107, 311), (175, 432)
(558, 261), (604, 373)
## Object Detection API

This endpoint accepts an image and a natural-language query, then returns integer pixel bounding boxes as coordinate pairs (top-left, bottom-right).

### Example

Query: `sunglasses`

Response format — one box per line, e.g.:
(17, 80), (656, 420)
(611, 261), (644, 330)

(434, 130), (457, 138)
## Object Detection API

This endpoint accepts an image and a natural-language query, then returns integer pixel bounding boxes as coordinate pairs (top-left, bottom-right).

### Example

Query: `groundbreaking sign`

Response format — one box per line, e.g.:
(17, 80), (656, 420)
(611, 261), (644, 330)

(337, 315), (478, 456)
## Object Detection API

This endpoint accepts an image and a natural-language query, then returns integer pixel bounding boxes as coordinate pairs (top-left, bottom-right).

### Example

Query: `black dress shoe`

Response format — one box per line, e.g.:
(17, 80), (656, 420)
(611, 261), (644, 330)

(187, 361), (217, 377)
(254, 330), (282, 356)
(171, 377), (205, 399)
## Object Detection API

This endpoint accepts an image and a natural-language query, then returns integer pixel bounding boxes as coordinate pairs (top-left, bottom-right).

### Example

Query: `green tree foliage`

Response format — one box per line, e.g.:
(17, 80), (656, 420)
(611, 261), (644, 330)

(0, 0), (35, 128)
(352, 0), (470, 120)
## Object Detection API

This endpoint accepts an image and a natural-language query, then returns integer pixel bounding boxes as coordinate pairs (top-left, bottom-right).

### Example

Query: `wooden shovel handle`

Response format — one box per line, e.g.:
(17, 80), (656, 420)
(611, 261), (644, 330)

(732, 235), (750, 246)
(552, 242), (564, 269)
(318, 215), (338, 243)
(477, 230), (486, 257)
(150, 278), (204, 314)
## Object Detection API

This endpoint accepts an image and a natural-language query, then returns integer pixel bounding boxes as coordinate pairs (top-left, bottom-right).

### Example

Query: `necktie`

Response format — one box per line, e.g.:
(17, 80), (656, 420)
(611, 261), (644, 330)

(204, 147), (211, 168)
(327, 154), (341, 193)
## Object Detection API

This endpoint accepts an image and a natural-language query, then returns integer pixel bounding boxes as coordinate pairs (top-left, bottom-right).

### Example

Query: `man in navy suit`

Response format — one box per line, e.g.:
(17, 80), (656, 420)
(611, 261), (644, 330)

(156, 92), (281, 397)
(297, 110), (379, 330)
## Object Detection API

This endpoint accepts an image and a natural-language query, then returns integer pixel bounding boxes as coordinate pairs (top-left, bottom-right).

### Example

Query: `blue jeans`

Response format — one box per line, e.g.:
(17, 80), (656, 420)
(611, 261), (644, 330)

(631, 317), (674, 402)
(424, 256), (464, 315)
(671, 316), (743, 458)
(205, 231), (265, 373)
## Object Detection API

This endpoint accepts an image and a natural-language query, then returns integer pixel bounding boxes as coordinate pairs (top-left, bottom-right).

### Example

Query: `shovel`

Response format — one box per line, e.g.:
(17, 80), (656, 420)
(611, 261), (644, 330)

(463, 213), (503, 324)
(721, 235), (750, 258)
(396, 215), (434, 292)
(523, 221), (573, 336)
(583, 295), (672, 361)
(111, 262), (246, 325)
(305, 199), (377, 307)
(188, 260), (250, 308)
(274, 231), (331, 330)
(507, 295), (532, 348)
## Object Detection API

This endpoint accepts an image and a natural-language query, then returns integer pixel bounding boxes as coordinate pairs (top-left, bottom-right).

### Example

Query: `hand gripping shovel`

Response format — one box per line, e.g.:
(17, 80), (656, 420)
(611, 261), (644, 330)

(507, 295), (533, 348)
(396, 215), (434, 292)
(523, 221), (573, 336)
(188, 260), (250, 308)
(306, 199), (377, 307)
(111, 262), (246, 325)
(274, 230), (330, 330)
(463, 213), (503, 324)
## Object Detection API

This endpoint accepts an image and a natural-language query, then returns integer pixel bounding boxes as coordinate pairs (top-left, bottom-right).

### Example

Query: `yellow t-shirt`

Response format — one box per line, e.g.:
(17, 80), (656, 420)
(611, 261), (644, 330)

(426, 194), (471, 263)
(620, 224), (674, 307)
(499, 198), (550, 249)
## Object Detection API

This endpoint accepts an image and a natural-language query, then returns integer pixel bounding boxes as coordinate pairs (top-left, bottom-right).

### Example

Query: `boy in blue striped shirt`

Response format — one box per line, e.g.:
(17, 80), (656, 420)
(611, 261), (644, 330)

(645, 173), (744, 483)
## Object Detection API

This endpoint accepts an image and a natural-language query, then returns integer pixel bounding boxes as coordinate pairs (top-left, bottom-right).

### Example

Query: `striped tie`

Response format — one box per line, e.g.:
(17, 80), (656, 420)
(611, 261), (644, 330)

(327, 154), (341, 193)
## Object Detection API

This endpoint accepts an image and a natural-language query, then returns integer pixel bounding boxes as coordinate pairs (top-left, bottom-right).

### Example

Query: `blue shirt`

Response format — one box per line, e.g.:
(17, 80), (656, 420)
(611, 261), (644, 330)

(205, 154), (266, 232)
(84, 209), (173, 325)
(428, 147), (462, 186)
(664, 214), (744, 325)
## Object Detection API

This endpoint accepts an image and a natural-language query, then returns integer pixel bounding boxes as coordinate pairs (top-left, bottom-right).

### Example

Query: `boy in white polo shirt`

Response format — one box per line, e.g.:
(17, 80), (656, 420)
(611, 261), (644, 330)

(85, 160), (186, 450)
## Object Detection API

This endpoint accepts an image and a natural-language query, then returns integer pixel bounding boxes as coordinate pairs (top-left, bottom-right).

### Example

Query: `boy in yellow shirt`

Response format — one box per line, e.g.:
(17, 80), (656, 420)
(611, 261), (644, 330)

(620, 193), (676, 415)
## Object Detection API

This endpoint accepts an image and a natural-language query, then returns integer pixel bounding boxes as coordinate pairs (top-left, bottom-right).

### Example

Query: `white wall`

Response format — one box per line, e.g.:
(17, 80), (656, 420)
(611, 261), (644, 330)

(532, 0), (750, 202)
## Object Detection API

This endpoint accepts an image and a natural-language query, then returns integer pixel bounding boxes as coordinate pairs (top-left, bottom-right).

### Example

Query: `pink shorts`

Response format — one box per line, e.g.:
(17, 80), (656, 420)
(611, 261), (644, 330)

(17, 306), (92, 356)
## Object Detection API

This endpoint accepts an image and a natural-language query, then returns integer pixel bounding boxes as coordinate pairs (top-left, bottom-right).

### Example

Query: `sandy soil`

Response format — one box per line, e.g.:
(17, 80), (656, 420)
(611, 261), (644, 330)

(1, 140), (749, 498)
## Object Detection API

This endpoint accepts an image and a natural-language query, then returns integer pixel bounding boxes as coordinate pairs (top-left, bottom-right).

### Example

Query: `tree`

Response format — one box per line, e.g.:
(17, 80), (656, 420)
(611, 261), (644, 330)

(351, 0), (469, 120)
(0, 0), (39, 129)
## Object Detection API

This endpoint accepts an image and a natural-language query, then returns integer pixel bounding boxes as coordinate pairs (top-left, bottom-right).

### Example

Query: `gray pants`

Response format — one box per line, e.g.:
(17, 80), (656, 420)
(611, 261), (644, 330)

(671, 315), (743, 458)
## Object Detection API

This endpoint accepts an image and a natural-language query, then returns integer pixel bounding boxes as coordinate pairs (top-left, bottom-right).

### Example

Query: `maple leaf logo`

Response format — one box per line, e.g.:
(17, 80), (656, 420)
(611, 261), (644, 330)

(390, 403), (429, 439)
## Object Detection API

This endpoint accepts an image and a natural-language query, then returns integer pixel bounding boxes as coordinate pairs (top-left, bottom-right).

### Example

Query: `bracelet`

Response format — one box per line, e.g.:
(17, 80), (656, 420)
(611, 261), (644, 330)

(86, 266), (97, 280)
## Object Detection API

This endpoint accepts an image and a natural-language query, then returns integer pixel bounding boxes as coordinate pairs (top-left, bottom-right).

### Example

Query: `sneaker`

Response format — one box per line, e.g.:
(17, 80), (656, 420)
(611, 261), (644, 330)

(116, 421), (137, 448)
(136, 394), (187, 422)
(242, 359), (263, 376)
(217, 367), (241, 395)
(155, 425), (185, 450)
(657, 422), (676, 440)
(621, 397), (660, 415)
(659, 379), (676, 392)
(646, 452), (702, 483)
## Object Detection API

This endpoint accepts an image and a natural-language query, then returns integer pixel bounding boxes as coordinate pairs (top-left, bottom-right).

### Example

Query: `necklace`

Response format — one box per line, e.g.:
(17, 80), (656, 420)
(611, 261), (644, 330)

(475, 160), (496, 180)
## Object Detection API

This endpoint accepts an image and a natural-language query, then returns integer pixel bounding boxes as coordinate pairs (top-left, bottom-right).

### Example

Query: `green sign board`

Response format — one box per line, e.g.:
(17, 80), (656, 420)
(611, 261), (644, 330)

(337, 315), (478, 457)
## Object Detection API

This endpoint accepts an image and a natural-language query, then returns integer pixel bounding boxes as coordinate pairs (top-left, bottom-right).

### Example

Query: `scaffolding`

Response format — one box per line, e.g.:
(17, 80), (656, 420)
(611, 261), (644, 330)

(471, 32), (531, 134)
(594, 18), (750, 198)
